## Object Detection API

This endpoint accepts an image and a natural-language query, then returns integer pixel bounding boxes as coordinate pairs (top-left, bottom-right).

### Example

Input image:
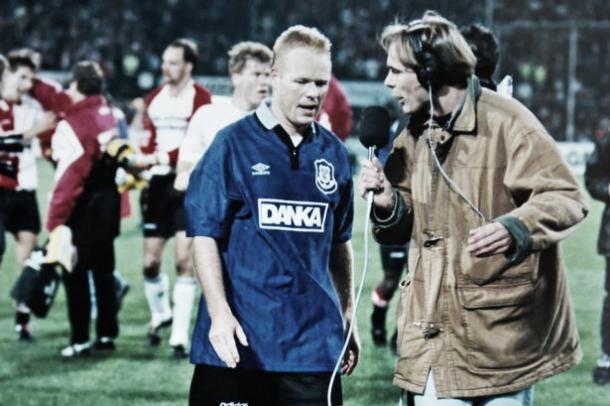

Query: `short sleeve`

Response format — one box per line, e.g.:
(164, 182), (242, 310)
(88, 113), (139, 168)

(184, 131), (242, 238)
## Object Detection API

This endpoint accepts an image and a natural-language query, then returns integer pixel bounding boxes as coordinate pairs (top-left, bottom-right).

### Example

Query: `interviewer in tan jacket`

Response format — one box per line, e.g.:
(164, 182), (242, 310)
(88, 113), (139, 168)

(359, 11), (588, 405)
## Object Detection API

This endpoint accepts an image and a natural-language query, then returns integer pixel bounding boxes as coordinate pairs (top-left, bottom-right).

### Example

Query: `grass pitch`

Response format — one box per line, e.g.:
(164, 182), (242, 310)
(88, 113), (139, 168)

(0, 160), (608, 405)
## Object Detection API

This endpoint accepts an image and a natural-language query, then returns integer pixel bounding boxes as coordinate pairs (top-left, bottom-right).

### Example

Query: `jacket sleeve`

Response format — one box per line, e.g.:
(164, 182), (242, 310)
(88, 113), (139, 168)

(502, 128), (588, 252)
(371, 135), (414, 245)
(584, 135), (610, 204)
(46, 120), (96, 231)
(31, 77), (72, 114)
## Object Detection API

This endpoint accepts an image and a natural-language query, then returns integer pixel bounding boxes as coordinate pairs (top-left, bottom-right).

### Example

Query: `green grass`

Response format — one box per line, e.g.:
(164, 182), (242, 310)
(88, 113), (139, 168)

(0, 160), (609, 405)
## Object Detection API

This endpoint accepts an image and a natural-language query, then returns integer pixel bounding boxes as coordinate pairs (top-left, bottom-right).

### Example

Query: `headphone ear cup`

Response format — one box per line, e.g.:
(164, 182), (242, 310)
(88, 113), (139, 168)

(415, 50), (440, 89)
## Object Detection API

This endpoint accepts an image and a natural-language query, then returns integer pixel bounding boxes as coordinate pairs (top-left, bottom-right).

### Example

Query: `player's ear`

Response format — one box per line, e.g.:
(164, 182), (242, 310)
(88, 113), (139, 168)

(270, 66), (280, 88)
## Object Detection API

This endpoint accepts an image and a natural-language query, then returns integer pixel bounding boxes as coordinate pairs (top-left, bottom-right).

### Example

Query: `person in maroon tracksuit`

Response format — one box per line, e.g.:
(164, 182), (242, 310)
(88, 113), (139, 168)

(46, 61), (122, 357)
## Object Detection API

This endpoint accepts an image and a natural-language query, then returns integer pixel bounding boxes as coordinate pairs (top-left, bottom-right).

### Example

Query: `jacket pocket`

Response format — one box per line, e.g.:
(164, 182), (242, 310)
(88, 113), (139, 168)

(459, 249), (532, 286)
(458, 281), (541, 370)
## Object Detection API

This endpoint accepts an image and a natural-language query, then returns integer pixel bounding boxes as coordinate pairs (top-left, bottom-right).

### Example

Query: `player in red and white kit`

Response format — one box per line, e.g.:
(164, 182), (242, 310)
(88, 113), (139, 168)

(0, 49), (57, 341)
(138, 39), (211, 357)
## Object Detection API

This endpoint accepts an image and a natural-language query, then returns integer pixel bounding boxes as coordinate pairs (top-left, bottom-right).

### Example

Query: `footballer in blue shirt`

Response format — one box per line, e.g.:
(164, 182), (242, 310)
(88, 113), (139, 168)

(185, 25), (360, 406)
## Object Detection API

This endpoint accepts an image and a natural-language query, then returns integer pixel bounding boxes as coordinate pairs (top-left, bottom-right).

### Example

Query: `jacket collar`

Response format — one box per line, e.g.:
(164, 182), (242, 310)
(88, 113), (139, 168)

(255, 99), (317, 136)
(449, 75), (481, 134)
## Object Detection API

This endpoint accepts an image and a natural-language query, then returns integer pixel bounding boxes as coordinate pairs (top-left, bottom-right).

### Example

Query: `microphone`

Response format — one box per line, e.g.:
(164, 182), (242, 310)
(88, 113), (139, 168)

(327, 108), (393, 405)
(359, 106), (391, 161)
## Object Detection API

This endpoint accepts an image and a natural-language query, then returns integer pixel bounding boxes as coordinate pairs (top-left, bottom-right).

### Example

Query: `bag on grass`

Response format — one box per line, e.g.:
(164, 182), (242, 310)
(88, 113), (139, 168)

(10, 249), (60, 318)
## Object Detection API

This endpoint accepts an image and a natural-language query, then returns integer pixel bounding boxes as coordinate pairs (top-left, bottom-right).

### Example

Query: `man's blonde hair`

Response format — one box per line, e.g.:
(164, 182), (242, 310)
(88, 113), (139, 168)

(380, 11), (476, 87)
(228, 41), (273, 75)
(272, 25), (332, 66)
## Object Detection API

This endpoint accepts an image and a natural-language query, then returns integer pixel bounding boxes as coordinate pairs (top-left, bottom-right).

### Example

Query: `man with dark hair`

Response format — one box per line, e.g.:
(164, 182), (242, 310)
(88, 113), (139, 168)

(47, 60), (122, 357)
(460, 24), (499, 90)
(0, 48), (56, 342)
(138, 38), (212, 357)
(359, 11), (587, 405)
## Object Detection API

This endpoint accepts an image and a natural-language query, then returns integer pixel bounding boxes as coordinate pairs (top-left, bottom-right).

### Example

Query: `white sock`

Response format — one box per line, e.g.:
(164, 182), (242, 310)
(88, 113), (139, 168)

(144, 272), (172, 326)
(169, 276), (197, 347)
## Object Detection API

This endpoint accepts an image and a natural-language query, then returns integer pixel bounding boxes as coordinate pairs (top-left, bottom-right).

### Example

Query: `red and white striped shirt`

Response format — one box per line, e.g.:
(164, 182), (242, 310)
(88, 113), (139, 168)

(141, 80), (211, 175)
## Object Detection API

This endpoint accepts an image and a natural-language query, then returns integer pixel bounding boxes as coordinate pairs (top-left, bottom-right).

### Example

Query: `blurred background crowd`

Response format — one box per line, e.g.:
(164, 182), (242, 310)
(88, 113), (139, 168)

(1, 0), (610, 140)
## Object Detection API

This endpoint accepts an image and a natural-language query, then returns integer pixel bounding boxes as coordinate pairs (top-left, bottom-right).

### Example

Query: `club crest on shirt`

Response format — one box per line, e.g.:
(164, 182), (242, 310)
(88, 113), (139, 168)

(314, 159), (337, 194)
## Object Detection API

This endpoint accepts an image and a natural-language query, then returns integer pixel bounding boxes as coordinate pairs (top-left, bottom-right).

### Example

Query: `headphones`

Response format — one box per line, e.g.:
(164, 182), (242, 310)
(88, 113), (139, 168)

(407, 29), (443, 91)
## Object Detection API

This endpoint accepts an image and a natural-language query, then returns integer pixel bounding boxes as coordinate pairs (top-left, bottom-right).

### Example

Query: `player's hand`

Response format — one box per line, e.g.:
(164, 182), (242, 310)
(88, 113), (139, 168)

(357, 158), (394, 211)
(173, 172), (188, 192)
(341, 328), (360, 375)
(127, 153), (157, 171)
(208, 309), (249, 369)
(467, 222), (513, 257)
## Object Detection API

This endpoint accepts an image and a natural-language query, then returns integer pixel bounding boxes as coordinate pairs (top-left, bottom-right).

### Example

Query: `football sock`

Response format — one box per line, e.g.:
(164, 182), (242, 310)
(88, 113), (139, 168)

(169, 276), (197, 346)
(144, 272), (172, 327)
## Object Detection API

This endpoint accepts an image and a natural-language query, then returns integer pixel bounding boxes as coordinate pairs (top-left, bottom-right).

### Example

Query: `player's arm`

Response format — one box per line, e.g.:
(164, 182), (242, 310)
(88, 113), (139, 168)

(174, 107), (208, 191)
(329, 240), (360, 375)
(174, 160), (195, 191)
(192, 236), (248, 369)
(31, 77), (72, 114)
(46, 121), (95, 231)
(23, 112), (57, 142)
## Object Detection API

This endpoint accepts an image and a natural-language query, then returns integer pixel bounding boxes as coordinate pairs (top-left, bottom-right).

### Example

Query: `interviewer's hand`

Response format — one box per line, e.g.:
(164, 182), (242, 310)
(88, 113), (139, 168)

(208, 309), (249, 368)
(467, 222), (513, 257)
(357, 158), (394, 211)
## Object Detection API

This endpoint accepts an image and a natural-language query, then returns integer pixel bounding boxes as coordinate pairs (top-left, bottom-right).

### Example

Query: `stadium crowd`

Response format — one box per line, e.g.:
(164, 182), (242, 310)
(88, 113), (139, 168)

(3, 0), (610, 140)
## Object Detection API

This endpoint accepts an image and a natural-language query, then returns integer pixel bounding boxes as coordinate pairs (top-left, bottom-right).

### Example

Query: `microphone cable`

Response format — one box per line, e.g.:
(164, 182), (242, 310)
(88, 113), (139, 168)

(425, 85), (488, 224)
(326, 147), (376, 406)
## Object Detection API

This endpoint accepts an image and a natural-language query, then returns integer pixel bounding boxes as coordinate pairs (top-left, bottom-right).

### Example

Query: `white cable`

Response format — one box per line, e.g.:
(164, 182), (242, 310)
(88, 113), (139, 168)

(327, 163), (375, 406)
(425, 85), (488, 224)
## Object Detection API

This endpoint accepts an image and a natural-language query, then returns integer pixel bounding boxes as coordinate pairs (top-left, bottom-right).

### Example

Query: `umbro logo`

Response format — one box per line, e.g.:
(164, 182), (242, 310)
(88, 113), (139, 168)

(251, 162), (270, 176)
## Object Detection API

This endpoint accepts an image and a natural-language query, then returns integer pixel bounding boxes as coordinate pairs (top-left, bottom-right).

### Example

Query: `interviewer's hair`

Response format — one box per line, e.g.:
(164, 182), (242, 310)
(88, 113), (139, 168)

(228, 41), (272, 75)
(71, 60), (104, 95)
(272, 25), (331, 66)
(168, 38), (199, 70)
(380, 11), (476, 88)
(7, 48), (41, 72)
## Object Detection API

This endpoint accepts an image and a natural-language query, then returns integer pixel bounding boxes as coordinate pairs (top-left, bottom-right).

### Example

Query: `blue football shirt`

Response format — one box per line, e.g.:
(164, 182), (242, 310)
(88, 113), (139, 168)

(185, 101), (354, 372)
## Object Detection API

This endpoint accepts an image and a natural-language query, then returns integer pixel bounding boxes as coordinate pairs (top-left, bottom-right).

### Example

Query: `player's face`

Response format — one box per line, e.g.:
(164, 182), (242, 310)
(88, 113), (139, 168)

(271, 47), (331, 133)
(232, 58), (271, 110)
(161, 46), (191, 85)
(2, 66), (35, 102)
(384, 43), (429, 114)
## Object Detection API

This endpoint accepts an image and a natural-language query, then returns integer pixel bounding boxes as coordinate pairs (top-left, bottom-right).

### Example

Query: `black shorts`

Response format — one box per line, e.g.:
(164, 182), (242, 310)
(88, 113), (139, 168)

(0, 189), (41, 235)
(140, 174), (185, 238)
(189, 364), (343, 406)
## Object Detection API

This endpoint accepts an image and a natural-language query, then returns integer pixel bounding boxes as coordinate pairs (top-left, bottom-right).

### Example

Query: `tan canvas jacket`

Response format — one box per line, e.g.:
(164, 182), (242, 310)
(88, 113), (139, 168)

(374, 77), (588, 397)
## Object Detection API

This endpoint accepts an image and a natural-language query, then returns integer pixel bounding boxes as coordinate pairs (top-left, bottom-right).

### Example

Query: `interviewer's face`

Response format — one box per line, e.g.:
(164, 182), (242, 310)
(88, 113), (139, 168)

(271, 47), (331, 134)
(384, 43), (428, 114)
